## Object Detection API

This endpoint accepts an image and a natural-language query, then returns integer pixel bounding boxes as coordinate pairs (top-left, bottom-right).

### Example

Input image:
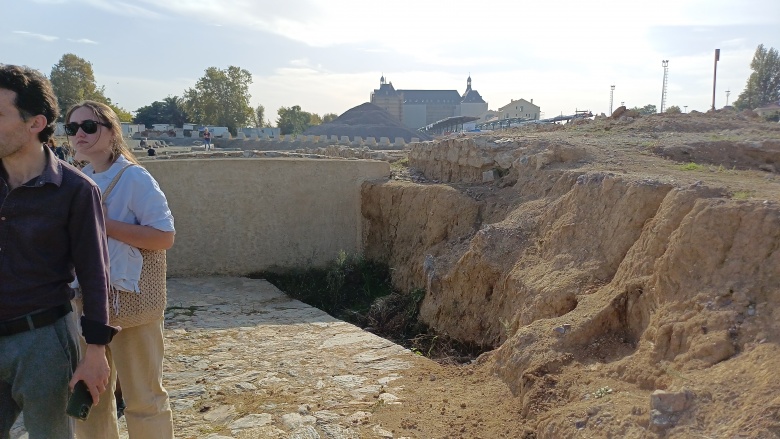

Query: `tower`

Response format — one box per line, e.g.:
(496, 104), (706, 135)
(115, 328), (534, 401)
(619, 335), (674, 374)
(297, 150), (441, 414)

(660, 60), (669, 113)
(609, 85), (615, 115)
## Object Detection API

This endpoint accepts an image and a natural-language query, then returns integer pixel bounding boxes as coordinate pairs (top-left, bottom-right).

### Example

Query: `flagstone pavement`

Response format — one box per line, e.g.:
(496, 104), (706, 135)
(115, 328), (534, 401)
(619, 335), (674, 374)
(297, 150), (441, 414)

(12, 276), (430, 438)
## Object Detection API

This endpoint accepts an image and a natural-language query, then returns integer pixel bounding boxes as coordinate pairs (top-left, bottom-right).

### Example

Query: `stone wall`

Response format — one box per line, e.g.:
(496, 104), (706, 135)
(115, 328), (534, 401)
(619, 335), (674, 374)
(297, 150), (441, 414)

(407, 135), (588, 183)
(143, 158), (390, 276)
(215, 135), (415, 151)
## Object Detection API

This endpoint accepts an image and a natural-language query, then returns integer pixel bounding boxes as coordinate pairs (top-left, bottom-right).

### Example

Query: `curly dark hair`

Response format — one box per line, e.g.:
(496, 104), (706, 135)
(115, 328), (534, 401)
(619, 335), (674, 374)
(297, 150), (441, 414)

(0, 64), (59, 143)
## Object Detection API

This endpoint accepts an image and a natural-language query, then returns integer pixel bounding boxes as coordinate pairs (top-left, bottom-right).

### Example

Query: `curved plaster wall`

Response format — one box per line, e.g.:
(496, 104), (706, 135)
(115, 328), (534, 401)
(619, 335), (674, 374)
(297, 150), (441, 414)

(144, 158), (390, 276)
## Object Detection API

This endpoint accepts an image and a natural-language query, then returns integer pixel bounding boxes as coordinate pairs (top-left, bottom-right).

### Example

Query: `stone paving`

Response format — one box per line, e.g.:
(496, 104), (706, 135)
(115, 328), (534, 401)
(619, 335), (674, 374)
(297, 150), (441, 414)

(12, 277), (428, 439)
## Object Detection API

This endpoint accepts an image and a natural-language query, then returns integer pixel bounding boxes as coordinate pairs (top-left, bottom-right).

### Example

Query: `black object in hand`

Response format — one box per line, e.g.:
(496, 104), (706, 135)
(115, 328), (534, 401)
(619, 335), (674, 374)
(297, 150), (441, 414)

(66, 380), (93, 420)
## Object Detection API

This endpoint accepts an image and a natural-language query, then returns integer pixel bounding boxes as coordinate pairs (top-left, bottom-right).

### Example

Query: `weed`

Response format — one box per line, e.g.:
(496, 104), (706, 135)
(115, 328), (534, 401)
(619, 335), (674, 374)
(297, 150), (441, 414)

(390, 157), (409, 170)
(731, 190), (754, 200)
(253, 251), (393, 316)
(707, 134), (741, 142)
(679, 162), (702, 171)
(499, 317), (512, 336)
(592, 386), (613, 398)
(640, 141), (658, 149)
(369, 398), (386, 413)
(663, 366), (690, 382)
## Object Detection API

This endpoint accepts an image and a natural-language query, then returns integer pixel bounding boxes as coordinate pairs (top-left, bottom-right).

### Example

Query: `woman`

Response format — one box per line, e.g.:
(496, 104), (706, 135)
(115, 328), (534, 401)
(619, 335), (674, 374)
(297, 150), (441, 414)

(66, 101), (175, 439)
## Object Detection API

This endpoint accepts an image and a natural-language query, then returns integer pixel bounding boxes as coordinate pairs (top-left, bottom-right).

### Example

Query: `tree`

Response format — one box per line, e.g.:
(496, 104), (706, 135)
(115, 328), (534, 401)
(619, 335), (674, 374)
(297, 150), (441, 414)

(629, 104), (657, 115)
(276, 105), (313, 135)
(252, 105), (266, 128)
(665, 105), (681, 114)
(308, 113), (322, 126)
(322, 113), (338, 123)
(134, 96), (188, 127)
(50, 53), (109, 119)
(183, 66), (254, 134)
(110, 104), (134, 122)
(733, 44), (780, 110)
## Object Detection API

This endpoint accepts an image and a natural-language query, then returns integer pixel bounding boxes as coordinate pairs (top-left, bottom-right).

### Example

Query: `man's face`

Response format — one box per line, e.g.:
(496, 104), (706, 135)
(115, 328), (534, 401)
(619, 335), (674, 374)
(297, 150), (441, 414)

(0, 88), (33, 159)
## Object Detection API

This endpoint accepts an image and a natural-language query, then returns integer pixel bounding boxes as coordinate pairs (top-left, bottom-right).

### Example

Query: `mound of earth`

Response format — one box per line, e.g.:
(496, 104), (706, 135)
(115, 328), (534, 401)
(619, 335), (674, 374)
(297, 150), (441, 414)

(359, 108), (780, 438)
(303, 102), (431, 143)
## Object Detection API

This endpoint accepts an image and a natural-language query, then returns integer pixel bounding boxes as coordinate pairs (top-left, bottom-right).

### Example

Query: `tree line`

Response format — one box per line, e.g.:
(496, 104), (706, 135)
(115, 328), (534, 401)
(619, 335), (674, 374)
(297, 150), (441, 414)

(631, 45), (779, 118)
(44, 45), (780, 134)
(47, 54), (338, 135)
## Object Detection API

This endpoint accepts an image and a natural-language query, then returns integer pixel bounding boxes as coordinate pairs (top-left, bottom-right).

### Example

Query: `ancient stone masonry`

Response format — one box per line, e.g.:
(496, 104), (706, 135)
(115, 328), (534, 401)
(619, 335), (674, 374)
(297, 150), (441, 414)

(137, 146), (403, 163)
(407, 135), (589, 183)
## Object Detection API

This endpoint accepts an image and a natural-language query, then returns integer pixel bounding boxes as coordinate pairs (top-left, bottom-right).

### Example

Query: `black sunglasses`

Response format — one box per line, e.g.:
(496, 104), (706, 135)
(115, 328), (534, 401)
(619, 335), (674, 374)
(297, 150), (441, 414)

(65, 120), (110, 136)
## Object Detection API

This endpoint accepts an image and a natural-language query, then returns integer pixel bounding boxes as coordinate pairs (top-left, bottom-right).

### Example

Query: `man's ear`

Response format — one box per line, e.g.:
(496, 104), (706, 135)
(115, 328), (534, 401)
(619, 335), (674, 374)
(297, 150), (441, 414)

(28, 114), (48, 135)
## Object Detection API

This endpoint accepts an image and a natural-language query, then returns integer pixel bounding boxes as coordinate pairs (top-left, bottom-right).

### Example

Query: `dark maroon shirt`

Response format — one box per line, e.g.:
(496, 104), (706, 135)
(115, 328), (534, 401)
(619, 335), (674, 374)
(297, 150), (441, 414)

(0, 147), (115, 344)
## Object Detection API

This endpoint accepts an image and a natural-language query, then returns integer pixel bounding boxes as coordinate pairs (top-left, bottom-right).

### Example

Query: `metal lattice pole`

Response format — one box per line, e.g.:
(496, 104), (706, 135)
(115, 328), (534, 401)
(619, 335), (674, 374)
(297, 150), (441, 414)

(660, 60), (669, 113)
(609, 85), (615, 115)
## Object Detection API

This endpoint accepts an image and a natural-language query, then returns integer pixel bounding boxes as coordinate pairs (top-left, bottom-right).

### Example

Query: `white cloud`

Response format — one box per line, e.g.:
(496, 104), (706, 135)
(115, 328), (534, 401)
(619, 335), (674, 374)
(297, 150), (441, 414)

(27, 0), (775, 121)
(81, 0), (162, 19)
(67, 38), (98, 44)
(13, 31), (59, 42)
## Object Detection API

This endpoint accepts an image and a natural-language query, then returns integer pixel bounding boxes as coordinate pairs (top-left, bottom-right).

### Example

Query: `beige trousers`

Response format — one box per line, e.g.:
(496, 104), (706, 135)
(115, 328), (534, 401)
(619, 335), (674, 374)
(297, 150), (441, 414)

(75, 318), (174, 439)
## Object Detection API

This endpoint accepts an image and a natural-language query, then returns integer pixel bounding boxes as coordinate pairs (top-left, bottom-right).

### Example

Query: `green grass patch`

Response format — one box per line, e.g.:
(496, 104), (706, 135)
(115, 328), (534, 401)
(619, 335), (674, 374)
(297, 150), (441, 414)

(390, 156), (409, 171)
(679, 162), (702, 171)
(253, 251), (393, 316)
(731, 190), (754, 200)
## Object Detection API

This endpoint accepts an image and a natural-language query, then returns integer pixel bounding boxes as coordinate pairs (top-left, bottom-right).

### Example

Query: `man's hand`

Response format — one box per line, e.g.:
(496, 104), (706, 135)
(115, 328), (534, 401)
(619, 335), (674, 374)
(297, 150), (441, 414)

(69, 344), (110, 404)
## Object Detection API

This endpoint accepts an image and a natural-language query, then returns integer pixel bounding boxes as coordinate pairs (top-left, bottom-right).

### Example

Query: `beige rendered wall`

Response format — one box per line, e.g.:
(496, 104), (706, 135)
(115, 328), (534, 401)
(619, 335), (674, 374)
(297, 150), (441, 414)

(144, 158), (390, 276)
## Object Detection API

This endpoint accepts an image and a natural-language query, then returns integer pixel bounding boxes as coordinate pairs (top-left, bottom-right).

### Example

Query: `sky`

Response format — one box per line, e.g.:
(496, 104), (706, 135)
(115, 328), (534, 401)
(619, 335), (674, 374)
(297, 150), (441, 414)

(2, 0), (779, 122)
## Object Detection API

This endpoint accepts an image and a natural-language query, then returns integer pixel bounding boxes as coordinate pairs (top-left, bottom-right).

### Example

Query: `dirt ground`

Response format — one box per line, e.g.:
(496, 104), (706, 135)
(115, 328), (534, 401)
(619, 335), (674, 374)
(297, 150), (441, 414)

(360, 108), (780, 438)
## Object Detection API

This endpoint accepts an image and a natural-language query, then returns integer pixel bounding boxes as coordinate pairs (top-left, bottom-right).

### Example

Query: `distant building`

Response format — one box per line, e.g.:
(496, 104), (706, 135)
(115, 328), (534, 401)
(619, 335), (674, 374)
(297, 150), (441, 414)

(458, 76), (488, 119)
(152, 123), (174, 132)
(239, 127), (281, 138)
(120, 122), (145, 137)
(498, 98), (540, 121)
(370, 75), (488, 130)
(370, 76), (403, 123)
(755, 101), (780, 118)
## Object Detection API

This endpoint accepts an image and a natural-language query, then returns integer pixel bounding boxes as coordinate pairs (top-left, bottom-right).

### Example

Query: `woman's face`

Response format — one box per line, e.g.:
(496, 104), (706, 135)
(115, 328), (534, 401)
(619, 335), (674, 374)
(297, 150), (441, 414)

(67, 106), (112, 163)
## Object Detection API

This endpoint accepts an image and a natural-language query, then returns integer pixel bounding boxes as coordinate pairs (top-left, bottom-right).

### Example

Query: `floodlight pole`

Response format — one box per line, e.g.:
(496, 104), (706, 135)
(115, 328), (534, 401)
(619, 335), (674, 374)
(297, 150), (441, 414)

(609, 85), (615, 115)
(712, 49), (720, 111)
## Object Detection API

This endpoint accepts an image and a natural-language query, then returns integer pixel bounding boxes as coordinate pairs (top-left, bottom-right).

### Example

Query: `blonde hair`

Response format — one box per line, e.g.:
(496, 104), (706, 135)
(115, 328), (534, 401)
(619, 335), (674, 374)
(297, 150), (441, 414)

(65, 100), (140, 166)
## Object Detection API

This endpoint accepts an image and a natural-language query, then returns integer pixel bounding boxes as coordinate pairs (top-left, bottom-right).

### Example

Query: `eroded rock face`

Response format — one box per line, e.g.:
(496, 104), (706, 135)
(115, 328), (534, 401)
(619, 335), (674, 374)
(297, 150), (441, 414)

(361, 115), (780, 437)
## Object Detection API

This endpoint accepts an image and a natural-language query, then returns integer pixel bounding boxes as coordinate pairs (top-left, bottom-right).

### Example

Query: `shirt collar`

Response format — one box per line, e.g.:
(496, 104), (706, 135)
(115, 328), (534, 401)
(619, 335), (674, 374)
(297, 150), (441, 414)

(0, 145), (63, 188)
(39, 144), (64, 187)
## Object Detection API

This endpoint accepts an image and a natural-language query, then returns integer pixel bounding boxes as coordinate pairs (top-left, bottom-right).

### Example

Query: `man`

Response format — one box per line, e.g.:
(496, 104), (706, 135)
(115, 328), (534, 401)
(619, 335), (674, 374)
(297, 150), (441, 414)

(0, 64), (116, 438)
